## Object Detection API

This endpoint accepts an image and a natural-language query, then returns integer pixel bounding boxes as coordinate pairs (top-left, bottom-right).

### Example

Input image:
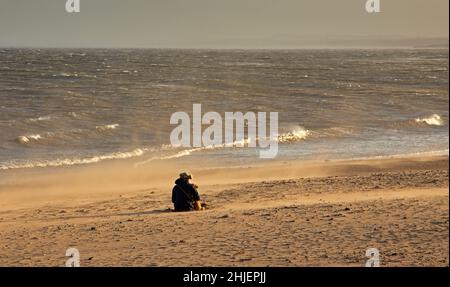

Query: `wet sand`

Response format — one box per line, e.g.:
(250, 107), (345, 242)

(0, 156), (448, 266)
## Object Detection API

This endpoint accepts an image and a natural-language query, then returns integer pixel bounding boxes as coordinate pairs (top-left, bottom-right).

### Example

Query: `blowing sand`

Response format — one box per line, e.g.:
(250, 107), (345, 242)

(0, 156), (448, 266)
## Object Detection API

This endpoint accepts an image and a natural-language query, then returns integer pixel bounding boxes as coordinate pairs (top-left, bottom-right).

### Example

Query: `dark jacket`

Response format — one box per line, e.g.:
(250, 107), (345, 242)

(172, 178), (200, 211)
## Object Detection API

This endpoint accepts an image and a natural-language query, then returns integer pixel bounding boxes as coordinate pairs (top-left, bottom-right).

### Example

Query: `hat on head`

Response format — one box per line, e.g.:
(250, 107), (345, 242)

(179, 171), (192, 180)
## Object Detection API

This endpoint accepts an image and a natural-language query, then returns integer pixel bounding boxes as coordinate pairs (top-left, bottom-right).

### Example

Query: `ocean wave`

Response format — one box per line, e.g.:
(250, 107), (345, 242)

(134, 142), (244, 167)
(311, 126), (356, 138)
(278, 127), (311, 143)
(221, 62), (273, 67)
(15, 130), (81, 145)
(15, 124), (119, 146)
(0, 148), (149, 170)
(135, 128), (311, 167)
(95, 124), (119, 131)
(67, 52), (86, 57)
(69, 111), (79, 118)
(28, 116), (52, 122)
(414, 114), (443, 126)
(16, 134), (43, 144)
(55, 72), (78, 78)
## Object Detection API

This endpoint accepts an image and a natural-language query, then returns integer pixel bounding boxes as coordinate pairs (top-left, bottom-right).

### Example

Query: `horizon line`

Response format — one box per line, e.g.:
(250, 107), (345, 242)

(1, 45), (449, 50)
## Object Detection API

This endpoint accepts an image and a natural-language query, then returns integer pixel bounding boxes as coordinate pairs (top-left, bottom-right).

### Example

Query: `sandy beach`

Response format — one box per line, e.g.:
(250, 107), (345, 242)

(0, 155), (448, 266)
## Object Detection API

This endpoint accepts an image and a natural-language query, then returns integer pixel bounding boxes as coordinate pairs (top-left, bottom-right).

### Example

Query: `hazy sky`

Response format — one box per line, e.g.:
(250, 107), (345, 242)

(0, 0), (448, 48)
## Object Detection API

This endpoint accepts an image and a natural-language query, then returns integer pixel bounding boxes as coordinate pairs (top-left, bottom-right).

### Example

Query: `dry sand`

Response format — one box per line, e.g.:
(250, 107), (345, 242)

(0, 155), (448, 266)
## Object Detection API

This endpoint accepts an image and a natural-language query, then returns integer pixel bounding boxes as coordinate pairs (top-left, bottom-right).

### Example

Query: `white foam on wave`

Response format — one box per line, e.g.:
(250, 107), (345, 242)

(134, 127), (311, 167)
(15, 123), (120, 146)
(16, 130), (79, 145)
(8, 126), (313, 169)
(278, 127), (311, 143)
(415, 114), (444, 126)
(16, 134), (43, 144)
(57, 72), (78, 77)
(28, 116), (52, 122)
(0, 148), (149, 170)
(96, 124), (119, 131)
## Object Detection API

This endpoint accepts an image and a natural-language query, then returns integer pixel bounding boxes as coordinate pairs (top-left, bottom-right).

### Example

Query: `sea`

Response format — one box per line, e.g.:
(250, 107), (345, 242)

(0, 48), (448, 170)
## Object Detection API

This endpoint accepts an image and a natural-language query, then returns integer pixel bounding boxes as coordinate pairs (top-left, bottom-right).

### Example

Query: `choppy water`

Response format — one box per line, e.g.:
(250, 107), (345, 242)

(0, 48), (448, 170)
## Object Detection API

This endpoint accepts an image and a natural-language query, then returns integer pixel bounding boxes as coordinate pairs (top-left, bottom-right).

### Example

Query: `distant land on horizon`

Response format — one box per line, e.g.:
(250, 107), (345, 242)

(0, 36), (448, 50)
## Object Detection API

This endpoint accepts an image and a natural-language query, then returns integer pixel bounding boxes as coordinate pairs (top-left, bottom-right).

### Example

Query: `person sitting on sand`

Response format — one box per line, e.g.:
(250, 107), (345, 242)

(172, 172), (202, 212)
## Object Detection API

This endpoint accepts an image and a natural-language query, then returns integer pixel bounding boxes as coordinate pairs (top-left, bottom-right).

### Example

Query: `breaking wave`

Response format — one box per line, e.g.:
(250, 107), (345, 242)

(415, 114), (444, 126)
(278, 127), (311, 143)
(134, 127), (311, 167)
(28, 116), (52, 122)
(16, 134), (43, 144)
(0, 148), (149, 170)
(15, 124), (120, 146)
(96, 123), (120, 131)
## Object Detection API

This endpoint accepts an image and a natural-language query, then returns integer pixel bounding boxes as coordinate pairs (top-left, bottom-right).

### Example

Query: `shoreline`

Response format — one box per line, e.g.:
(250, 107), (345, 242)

(0, 154), (448, 210)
